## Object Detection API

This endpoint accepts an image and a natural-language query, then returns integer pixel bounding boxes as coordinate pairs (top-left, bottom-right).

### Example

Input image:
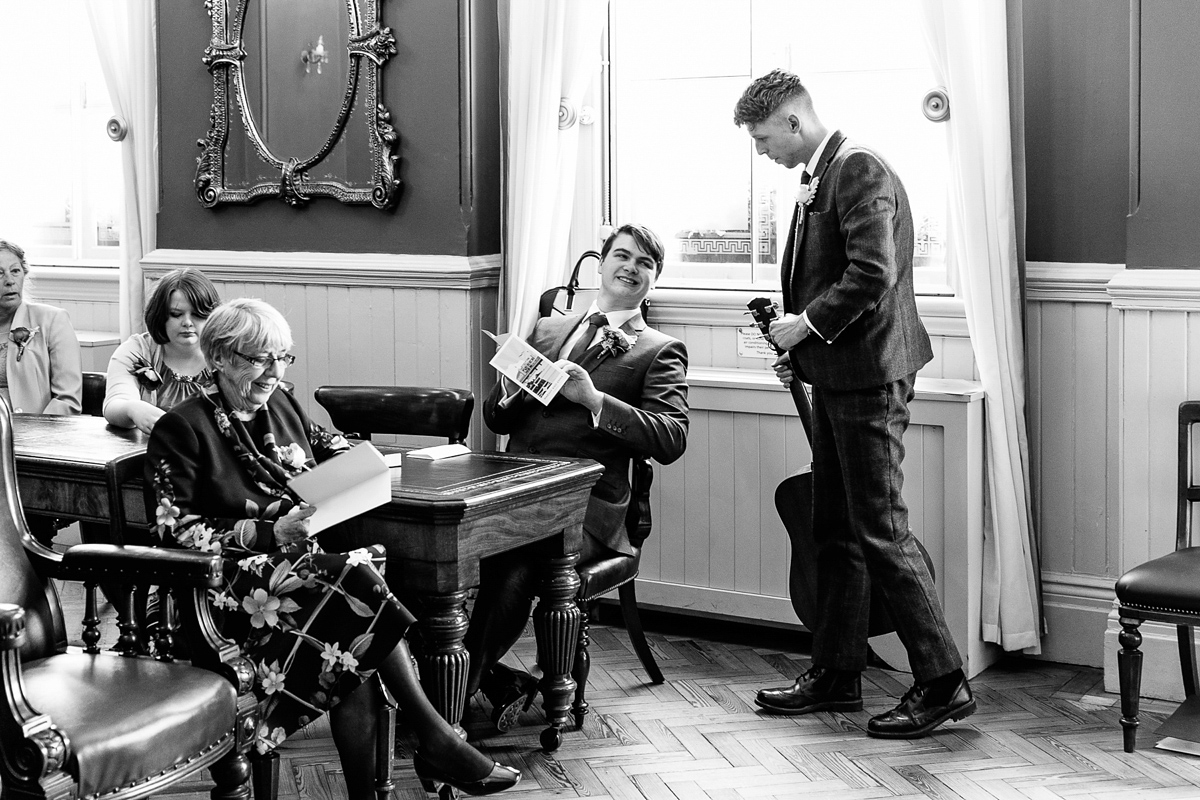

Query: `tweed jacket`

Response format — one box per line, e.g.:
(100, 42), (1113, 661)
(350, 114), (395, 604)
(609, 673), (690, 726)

(484, 312), (689, 555)
(781, 131), (932, 390)
(4, 301), (82, 415)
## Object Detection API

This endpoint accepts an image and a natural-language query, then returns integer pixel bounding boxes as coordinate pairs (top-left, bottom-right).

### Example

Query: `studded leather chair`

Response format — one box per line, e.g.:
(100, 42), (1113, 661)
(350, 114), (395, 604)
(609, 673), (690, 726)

(1116, 400), (1200, 752)
(314, 385), (474, 444)
(0, 395), (257, 800)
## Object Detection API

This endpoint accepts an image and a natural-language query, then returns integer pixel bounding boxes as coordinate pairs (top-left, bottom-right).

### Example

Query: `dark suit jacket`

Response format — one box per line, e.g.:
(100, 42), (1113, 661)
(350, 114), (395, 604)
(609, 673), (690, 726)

(781, 131), (932, 390)
(484, 312), (689, 555)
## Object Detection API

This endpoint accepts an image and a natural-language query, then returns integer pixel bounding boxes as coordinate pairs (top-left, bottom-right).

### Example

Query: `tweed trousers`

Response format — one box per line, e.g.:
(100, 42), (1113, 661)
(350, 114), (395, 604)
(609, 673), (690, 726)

(808, 372), (962, 683)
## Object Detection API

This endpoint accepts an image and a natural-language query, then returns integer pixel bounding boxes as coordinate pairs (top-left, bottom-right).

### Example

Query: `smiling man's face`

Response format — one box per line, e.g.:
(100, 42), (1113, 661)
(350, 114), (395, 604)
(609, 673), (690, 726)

(0, 250), (26, 314)
(597, 232), (658, 312)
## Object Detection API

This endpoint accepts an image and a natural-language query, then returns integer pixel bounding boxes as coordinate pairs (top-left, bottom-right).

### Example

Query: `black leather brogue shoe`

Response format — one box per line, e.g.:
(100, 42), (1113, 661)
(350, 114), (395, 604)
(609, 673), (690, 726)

(754, 666), (863, 715)
(867, 673), (976, 739)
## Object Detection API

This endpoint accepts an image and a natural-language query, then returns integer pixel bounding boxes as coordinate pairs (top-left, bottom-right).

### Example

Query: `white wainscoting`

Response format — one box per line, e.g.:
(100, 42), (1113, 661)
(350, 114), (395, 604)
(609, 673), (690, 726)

(27, 266), (121, 337)
(141, 249), (502, 450)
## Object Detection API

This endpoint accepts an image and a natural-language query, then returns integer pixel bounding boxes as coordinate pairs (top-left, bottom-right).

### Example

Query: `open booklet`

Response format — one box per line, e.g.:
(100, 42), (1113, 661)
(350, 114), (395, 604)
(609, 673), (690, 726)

(484, 330), (569, 406)
(287, 442), (393, 534)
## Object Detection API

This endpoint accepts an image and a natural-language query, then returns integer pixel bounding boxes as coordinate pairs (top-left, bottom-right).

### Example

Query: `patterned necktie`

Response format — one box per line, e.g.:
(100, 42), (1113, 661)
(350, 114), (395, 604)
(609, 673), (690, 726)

(566, 312), (609, 364)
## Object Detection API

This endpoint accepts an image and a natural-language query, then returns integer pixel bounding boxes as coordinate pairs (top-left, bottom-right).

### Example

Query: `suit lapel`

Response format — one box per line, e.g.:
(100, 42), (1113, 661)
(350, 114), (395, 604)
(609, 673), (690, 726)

(787, 130), (847, 295)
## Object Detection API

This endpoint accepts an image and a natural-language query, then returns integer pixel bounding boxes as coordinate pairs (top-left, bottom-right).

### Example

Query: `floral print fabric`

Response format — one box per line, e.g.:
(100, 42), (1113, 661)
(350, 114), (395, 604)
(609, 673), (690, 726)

(146, 386), (414, 753)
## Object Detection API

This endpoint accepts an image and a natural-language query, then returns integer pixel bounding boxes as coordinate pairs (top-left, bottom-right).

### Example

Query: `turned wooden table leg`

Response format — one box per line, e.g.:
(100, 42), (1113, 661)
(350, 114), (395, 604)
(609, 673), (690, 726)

(533, 551), (581, 751)
(415, 590), (470, 729)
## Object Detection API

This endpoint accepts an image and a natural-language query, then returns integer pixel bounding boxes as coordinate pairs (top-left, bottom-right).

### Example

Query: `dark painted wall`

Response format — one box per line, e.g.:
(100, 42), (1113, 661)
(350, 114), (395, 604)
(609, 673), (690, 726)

(156, 0), (500, 256)
(1022, 0), (1129, 264)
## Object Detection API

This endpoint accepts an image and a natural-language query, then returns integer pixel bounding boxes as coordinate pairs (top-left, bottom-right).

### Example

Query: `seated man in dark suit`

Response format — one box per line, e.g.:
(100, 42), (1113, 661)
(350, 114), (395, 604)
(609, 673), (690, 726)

(465, 223), (690, 731)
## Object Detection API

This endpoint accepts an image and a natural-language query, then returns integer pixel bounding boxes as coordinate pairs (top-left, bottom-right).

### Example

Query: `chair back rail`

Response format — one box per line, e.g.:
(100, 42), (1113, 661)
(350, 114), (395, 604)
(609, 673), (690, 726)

(314, 385), (473, 443)
(1178, 401), (1200, 550)
(82, 371), (107, 418)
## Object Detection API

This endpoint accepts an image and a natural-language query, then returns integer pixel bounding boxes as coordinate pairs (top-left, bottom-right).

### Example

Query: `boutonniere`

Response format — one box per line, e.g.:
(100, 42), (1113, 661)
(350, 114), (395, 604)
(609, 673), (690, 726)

(8, 325), (40, 362)
(795, 176), (821, 208)
(598, 326), (636, 358)
(129, 354), (162, 391)
(278, 442), (309, 471)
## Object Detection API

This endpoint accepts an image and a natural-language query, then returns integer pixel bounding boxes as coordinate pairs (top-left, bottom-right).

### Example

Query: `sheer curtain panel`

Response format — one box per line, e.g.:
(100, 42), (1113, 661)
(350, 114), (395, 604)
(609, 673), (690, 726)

(922, 0), (1041, 652)
(498, 0), (607, 337)
(88, 0), (158, 338)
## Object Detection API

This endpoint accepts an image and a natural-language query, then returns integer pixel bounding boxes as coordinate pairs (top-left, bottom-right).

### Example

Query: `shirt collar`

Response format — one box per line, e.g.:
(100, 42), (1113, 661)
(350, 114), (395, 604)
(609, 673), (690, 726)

(804, 129), (837, 177)
(586, 301), (641, 332)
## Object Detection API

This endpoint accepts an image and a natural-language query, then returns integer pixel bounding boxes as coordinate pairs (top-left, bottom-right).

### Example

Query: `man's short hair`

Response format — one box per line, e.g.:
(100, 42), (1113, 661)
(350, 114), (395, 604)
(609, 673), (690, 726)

(600, 224), (666, 277)
(733, 69), (810, 128)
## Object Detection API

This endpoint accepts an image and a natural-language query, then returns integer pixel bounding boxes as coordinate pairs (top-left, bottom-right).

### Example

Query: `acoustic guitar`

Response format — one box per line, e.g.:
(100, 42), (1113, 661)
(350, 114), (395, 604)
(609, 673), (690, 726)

(746, 298), (934, 641)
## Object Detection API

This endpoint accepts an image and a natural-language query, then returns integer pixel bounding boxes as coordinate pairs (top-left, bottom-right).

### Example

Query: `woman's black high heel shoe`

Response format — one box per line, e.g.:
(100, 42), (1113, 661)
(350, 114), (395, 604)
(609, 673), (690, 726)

(413, 753), (520, 798)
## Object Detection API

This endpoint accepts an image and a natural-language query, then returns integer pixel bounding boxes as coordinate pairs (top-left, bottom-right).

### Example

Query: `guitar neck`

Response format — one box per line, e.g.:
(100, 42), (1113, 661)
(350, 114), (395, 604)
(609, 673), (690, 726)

(783, 353), (814, 444)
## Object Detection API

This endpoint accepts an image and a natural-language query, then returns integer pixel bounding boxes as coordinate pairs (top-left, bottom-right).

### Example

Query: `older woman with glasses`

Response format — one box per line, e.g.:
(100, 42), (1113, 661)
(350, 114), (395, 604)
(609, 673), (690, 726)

(0, 239), (82, 415)
(146, 298), (519, 799)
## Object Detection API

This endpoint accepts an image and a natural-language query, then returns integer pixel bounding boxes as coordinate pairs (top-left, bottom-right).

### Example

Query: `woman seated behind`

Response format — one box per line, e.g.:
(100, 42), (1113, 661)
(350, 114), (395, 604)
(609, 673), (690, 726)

(0, 239), (81, 414)
(145, 298), (519, 799)
(105, 267), (219, 434)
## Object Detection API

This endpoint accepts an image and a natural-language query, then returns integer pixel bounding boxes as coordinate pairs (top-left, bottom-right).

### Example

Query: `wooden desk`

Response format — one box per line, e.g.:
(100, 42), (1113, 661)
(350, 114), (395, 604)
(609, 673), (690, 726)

(11, 423), (603, 749)
(12, 414), (148, 543)
(336, 451), (604, 750)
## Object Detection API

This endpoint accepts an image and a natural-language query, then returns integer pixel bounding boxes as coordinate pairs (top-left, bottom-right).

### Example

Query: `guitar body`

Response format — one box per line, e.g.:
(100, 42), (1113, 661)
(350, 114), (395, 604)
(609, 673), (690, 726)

(775, 465), (936, 640)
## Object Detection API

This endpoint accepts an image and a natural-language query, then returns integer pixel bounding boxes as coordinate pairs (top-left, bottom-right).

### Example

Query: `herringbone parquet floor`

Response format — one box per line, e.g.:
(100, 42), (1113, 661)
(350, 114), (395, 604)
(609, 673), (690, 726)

(60, 583), (1198, 800)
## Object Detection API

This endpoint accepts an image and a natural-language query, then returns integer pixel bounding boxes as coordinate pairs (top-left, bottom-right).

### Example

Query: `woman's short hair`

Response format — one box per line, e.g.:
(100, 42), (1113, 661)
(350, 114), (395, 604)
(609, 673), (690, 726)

(200, 298), (293, 368)
(144, 268), (221, 344)
(0, 240), (28, 273)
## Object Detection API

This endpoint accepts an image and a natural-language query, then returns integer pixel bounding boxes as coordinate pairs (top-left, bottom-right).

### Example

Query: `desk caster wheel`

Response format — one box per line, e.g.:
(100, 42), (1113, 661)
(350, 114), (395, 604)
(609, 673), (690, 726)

(540, 725), (562, 752)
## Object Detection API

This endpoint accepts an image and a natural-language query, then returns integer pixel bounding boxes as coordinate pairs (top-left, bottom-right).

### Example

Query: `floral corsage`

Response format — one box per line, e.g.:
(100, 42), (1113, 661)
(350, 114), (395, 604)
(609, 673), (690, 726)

(598, 326), (636, 358)
(8, 326), (40, 362)
(795, 175), (821, 208)
(129, 354), (162, 391)
(278, 442), (310, 471)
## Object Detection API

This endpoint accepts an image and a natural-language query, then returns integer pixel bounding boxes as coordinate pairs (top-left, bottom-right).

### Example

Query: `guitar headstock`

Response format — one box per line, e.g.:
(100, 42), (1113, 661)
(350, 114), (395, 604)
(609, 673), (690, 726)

(746, 297), (782, 348)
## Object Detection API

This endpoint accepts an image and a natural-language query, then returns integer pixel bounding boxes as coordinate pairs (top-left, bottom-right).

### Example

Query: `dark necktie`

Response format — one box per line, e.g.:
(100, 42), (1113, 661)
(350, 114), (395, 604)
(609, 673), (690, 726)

(787, 171), (814, 290)
(566, 312), (608, 364)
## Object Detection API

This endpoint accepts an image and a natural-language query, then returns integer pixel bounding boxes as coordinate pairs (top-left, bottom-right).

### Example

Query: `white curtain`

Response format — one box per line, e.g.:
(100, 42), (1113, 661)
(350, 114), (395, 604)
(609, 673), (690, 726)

(88, 0), (158, 338)
(498, 0), (607, 336)
(922, 0), (1042, 652)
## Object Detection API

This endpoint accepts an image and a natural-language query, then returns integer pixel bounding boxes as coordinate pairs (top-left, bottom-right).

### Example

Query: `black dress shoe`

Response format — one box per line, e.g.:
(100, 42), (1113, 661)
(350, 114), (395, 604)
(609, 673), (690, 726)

(482, 670), (539, 733)
(413, 752), (521, 796)
(755, 666), (863, 715)
(867, 673), (976, 739)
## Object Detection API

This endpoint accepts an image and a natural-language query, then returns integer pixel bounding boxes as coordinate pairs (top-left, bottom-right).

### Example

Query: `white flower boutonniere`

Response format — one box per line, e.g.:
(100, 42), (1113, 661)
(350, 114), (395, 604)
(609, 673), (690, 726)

(598, 326), (636, 358)
(795, 176), (821, 208)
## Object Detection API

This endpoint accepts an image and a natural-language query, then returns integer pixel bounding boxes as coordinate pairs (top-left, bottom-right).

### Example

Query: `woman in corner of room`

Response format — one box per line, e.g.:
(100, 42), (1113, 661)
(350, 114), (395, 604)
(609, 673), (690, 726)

(104, 267), (220, 435)
(146, 297), (520, 799)
(0, 239), (83, 415)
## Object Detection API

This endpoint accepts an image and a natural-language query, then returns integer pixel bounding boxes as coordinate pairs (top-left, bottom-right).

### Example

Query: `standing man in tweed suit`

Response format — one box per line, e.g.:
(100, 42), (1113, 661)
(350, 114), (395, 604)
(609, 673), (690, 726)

(464, 223), (689, 732)
(735, 69), (974, 738)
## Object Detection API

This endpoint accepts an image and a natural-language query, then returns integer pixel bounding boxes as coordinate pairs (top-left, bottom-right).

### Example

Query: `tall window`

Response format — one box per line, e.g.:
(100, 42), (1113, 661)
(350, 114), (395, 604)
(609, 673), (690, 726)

(607, 0), (949, 293)
(0, 1), (122, 266)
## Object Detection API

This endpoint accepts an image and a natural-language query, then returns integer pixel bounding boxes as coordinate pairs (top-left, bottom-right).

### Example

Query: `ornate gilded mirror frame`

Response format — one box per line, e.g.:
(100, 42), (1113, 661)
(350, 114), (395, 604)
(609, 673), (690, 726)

(195, 0), (401, 209)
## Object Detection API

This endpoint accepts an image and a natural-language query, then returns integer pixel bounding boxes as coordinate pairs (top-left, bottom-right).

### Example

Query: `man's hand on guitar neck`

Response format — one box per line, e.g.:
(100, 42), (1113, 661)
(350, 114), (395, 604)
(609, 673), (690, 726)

(769, 312), (811, 350)
(772, 352), (797, 387)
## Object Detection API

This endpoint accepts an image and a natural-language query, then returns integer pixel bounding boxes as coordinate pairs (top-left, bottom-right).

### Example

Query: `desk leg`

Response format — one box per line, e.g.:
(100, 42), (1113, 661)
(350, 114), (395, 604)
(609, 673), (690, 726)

(414, 591), (470, 731)
(533, 551), (580, 752)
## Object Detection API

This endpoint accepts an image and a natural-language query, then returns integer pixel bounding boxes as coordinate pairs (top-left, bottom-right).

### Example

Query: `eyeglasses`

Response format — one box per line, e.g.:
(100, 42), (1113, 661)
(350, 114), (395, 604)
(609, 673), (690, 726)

(234, 351), (297, 369)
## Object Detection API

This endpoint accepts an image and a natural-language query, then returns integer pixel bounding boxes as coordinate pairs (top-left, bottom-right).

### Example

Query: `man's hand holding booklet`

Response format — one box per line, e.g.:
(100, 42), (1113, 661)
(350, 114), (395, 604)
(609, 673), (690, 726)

(484, 330), (568, 405)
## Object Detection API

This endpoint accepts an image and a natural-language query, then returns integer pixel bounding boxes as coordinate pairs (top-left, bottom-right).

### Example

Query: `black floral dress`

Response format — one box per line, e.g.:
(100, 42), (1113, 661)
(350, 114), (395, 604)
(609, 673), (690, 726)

(146, 385), (414, 754)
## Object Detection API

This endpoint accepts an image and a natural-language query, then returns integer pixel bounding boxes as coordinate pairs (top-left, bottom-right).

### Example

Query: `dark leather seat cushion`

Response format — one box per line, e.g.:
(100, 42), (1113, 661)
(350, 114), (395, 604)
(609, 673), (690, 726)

(23, 652), (236, 795)
(1116, 546), (1200, 615)
(577, 549), (638, 601)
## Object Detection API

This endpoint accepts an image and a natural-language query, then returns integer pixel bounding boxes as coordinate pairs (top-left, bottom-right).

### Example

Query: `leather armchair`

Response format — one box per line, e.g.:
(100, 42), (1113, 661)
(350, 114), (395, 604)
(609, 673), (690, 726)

(314, 385), (474, 444)
(0, 395), (258, 800)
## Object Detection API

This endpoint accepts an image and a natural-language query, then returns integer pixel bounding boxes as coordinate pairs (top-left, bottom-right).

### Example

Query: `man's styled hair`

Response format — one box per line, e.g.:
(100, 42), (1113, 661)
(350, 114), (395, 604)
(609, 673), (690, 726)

(600, 223), (666, 277)
(733, 69), (810, 128)
(144, 268), (221, 344)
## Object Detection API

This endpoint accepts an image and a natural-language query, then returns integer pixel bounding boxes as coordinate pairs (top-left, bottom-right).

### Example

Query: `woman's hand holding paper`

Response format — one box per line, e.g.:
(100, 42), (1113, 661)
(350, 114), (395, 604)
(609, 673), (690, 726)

(275, 502), (317, 543)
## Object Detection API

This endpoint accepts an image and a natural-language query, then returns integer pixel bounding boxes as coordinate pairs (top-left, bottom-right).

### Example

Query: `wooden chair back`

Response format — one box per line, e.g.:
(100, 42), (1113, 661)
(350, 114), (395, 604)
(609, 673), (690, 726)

(314, 385), (474, 443)
(82, 371), (107, 417)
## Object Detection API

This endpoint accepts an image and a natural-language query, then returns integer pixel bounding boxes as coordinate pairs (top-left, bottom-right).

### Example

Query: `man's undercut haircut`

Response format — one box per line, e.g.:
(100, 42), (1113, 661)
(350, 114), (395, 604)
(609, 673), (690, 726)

(733, 68), (809, 128)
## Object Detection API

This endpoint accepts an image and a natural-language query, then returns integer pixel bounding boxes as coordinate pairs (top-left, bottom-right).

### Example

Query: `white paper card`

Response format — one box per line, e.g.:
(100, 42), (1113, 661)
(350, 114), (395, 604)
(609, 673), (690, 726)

(288, 442), (392, 534)
(484, 330), (568, 406)
(405, 443), (470, 460)
(382, 452), (405, 468)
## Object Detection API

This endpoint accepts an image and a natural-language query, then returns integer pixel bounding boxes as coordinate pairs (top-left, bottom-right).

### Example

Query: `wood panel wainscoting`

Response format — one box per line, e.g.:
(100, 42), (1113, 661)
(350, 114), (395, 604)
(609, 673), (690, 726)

(141, 249), (502, 451)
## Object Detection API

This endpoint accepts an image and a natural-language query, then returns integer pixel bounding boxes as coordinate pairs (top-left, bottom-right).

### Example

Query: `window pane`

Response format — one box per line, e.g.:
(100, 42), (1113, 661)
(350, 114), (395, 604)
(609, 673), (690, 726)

(611, 0), (948, 291)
